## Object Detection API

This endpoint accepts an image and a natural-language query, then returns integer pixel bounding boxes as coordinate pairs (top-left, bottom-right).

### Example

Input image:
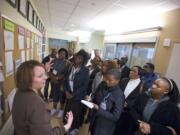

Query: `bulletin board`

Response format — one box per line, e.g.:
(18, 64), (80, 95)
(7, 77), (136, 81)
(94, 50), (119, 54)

(0, 16), (41, 120)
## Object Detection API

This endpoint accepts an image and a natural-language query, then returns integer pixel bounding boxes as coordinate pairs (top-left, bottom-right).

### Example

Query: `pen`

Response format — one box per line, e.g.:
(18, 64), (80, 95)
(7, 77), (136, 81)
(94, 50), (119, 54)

(87, 93), (92, 101)
(138, 120), (143, 123)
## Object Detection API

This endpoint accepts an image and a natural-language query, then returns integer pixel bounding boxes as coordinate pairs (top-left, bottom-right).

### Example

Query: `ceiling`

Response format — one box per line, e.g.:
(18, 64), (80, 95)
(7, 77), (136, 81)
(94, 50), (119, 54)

(32, 0), (180, 39)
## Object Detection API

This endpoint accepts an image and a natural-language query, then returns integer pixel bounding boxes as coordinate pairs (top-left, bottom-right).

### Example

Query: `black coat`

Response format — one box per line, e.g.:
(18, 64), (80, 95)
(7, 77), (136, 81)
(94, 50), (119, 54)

(130, 93), (180, 135)
(90, 84), (125, 135)
(120, 65), (130, 79)
(119, 78), (147, 107)
(114, 78), (147, 135)
(65, 65), (89, 101)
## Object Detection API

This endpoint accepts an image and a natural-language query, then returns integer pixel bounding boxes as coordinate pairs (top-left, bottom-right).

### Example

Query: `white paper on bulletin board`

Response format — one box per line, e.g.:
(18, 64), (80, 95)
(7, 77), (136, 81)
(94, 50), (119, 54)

(31, 39), (34, 48)
(21, 50), (25, 62)
(4, 30), (14, 50)
(5, 52), (14, 77)
(18, 35), (24, 49)
(27, 37), (30, 48)
(26, 49), (30, 61)
(14, 59), (22, 72)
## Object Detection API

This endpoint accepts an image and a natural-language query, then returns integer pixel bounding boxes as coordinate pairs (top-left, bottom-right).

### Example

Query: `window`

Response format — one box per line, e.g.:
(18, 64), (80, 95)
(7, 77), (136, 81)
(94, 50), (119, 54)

(104, 43), (116, 60)
(115, 43), (132, 66)
(130, 43), (155, 67)
(104, 43), (155, 67)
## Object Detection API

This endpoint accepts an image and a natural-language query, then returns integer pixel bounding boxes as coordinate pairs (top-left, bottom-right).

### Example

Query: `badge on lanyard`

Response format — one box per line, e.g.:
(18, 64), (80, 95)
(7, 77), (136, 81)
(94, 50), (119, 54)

(53, 69), (57, 75)
(100, 102), (107, 110)
(100, 93), (110, 110)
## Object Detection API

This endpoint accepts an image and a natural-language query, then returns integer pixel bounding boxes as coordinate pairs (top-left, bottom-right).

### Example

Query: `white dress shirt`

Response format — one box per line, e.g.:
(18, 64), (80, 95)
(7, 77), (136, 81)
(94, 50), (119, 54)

(124, 78), (141, 98)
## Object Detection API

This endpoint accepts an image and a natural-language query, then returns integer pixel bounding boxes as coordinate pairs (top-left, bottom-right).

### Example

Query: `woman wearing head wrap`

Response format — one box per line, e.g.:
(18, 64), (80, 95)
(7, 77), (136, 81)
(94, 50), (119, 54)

(63, 49), (90, 135)
(129, 77), (180, 135)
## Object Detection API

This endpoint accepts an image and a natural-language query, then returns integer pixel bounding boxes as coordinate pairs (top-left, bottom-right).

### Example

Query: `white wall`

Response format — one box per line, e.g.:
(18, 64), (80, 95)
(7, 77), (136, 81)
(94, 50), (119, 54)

(88, 31), (104, 52)
(0, 0), (42, 36)
(166, 43), (180, 107)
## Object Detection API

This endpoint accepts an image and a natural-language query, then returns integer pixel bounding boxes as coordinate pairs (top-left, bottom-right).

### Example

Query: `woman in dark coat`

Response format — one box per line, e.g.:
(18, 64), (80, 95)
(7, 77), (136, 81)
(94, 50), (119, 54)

(64, 49), (90, 135)
(114, 66), (147, 135)
(130, 77), (180, 135)
(90, 69), (125, 135)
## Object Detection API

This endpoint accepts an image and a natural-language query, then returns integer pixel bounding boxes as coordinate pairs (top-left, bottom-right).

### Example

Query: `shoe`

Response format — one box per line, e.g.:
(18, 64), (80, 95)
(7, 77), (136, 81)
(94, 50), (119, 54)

(57, 110), (64, 118)
(69, 129), (79, 135)
(51, 109), (58, 115)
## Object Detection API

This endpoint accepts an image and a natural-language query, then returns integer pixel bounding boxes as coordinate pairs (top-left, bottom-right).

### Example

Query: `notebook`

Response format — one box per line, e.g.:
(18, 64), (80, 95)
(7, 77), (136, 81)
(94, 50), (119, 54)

(81, 100), (94, 109)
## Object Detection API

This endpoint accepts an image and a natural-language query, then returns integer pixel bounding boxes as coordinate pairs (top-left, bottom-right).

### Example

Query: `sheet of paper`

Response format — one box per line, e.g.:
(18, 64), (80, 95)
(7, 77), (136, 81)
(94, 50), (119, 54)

(26, 49), (30, 61)
(31, 39), (34, 48)
(15, 59), (22, 72)
(27, 37), (30, 48)
(4, 30), (14, 50)
(0, 62), (4, 82)
(18, 35), (24, 49)
(81, 100), (94, 109)
(21, 50), (25, 62)
(5, 52), (14, 77)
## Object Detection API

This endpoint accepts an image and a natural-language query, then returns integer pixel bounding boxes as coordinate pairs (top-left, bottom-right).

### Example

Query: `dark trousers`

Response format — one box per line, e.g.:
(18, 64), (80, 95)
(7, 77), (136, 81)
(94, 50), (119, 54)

(44, 78), (53, 99)
(114, 111), (133, 135)
(64, 99), (84, 130)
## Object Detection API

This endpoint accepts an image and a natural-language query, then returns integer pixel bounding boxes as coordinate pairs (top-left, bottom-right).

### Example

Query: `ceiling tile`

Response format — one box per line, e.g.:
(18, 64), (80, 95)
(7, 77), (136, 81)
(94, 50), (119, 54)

(33, 0), (48, 8)
(49, 0), (75, 13)
(59, 0), (80, 5)
(51, 9), (70, 20)
(72, 6), (97, 18)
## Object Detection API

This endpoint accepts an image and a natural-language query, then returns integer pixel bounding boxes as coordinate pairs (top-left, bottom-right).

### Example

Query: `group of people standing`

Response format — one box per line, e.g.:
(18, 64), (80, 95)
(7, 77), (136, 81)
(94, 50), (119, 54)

(12, 47), (180, 135)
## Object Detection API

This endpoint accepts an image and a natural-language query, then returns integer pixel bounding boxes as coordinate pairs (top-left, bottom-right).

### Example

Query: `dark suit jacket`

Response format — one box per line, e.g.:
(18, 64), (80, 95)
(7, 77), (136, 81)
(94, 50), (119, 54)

(90, 84), (125, 135)
(119, 78), (147, 108)
(130, 93), (180, 135)
(120, 65), (130, 79)
(12, 90), (65, 135)
(65, 65), (89, 101)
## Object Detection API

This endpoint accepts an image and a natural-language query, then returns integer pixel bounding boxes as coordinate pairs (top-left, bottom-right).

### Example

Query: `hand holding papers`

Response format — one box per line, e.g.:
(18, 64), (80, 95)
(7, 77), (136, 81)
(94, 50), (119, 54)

(81, 100), (94, 109)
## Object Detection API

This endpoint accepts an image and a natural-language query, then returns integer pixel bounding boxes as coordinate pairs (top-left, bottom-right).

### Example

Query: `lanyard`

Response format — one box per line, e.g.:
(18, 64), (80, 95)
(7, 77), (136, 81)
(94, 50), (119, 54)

(103, 93), (111, 102)
(69, 67), (80, 81)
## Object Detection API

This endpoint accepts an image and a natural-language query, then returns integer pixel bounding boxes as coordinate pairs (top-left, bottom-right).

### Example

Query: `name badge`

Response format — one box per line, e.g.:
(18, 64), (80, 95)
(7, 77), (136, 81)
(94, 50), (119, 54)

(53, 69), (57, 75)
(100, 102), (107, 110)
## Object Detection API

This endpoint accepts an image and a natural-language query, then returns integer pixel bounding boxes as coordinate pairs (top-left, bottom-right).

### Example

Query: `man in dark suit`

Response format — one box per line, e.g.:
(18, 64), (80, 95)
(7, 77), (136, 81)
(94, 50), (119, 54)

(119, 56), (130, 80)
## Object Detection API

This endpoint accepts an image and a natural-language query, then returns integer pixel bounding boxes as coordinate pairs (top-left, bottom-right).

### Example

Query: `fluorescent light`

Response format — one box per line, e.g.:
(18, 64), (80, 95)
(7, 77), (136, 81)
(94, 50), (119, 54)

(68, 30), (91, 39)
(88, 7), (164, 35)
